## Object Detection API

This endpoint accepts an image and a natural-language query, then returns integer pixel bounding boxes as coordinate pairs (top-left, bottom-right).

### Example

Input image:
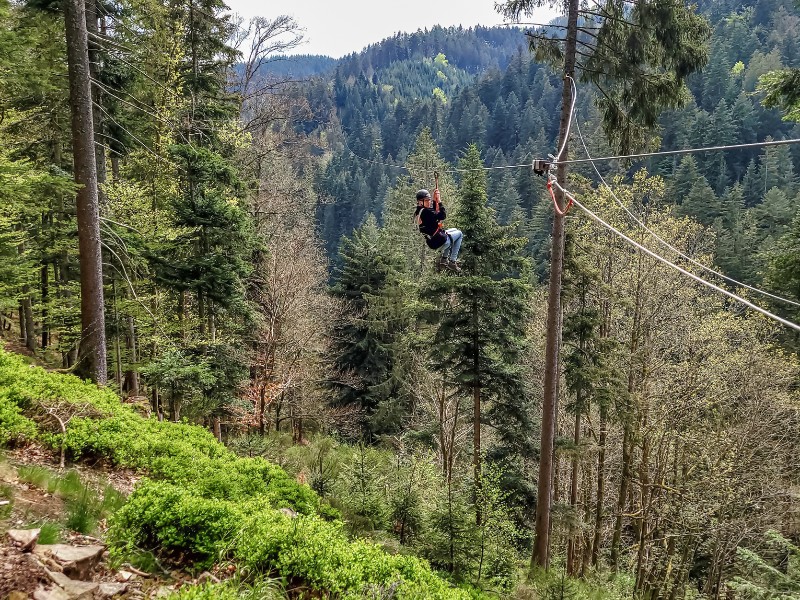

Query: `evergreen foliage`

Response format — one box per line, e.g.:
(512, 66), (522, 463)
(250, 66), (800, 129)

(327, 216), (411, 438)
(728, 531), (800, 599)
(423, 145), (534, 506)
(3, 0), (800, 595)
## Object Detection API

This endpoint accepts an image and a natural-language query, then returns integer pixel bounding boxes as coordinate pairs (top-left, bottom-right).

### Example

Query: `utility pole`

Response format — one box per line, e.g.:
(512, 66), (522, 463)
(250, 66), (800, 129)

(531, 0), (579, 570)
(64, 0), (107, 384)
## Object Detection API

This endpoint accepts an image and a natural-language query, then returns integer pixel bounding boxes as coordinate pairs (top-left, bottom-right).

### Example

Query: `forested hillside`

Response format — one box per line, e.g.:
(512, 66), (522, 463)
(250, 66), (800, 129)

(2, 0), (800, 597)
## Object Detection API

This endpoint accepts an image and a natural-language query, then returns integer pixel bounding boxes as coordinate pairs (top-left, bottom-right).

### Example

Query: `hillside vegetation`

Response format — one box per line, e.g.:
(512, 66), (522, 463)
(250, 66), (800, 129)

(3, 0), (800, 596)
(0, 349), (484, 599)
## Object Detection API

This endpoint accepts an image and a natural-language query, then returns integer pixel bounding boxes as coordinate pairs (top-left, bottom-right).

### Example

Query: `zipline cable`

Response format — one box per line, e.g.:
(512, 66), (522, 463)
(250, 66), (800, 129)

(567, 75), (800, 308)
(553, 137), (800, 166)
(551, 178), (800, 333)
(341, 128), (800, 175)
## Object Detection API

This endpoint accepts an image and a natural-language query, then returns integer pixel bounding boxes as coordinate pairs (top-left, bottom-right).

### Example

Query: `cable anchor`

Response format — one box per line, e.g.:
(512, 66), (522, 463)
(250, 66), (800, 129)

(532, 159), (551, 177)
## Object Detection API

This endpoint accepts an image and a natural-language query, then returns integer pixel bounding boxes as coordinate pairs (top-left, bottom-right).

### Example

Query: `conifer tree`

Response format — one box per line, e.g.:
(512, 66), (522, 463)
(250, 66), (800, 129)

(677, 176), (722, 225)
(328, 215), (412, 440)
(728, 531), (800, 599)
(423, 144), (533, 521)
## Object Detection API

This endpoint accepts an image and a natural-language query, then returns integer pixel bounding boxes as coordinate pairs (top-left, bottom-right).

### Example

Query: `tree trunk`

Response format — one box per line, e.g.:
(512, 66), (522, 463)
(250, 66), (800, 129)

(635, 405), (652, 591)
(65, 0), (107, 384)
(259, 383), (267, 435)
(581, 450), (593, 575)
(592, 405), (608, 566)
(124, 315), (139, 395)
(532, 0), (579, 570)
(612, 242), (645, 570)
(473, 301), (482, 525)
(86, 0), (106, 206)
(566, 408), (581, 575)
(18, 303), (26, 346)
(41, 257), (49, 348)
(22, 293), (36, 352)
(153, 385), (162, 420)
(611, 422), (633, 569)
(213, 415), (222, 442)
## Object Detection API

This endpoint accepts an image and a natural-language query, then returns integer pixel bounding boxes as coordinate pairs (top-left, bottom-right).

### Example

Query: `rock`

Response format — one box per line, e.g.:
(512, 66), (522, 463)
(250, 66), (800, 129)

(8, 528), (41, 551)
(115, 570), (134, 582)
(34, 545), (105, 581)
(196, 571), (219, 584)
(33, 586), (70, 600)
(8, 591), (29, 600)
(97, 582), (128, 598)
(58, 579), (98, 599)
(279, 507), (297, 518)
(46, 569), (73, 587)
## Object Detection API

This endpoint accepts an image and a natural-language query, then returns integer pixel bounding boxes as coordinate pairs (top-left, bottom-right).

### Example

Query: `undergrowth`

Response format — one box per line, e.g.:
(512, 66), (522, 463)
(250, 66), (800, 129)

(0, 349), (485, 599)
(16, 465), (126, 534)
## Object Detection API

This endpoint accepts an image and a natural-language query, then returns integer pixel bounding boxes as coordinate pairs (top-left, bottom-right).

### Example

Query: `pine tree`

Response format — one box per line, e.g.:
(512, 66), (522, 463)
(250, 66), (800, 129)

(327, 215), (412, 440)
(668, 155), (702, 203)
(728, 530), (800, 599)
(382, 129), (456, 275)
(678, 175), (722, 226)
(422, 144), (533, 521)
(742, 158), (763, 207)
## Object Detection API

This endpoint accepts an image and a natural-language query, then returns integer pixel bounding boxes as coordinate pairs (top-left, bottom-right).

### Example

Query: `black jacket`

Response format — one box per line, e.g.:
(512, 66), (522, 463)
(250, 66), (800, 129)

(414, 204), (448, 249)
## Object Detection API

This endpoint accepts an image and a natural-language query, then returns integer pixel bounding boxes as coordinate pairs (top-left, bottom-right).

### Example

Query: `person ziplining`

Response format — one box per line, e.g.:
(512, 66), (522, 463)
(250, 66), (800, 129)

(413, 173), (463, 273)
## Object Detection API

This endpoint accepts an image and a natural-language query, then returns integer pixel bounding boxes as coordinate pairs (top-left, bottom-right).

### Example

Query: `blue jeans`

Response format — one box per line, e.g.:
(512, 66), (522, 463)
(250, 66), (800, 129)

(441, 228), (463, 261)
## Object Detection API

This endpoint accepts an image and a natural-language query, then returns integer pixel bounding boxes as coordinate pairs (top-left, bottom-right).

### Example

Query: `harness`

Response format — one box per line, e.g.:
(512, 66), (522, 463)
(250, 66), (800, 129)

(415, 171), (449, 248)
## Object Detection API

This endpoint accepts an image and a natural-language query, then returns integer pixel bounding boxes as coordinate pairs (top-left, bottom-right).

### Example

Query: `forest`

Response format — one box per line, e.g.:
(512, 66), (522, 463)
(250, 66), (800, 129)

(1, 0), (800, 597)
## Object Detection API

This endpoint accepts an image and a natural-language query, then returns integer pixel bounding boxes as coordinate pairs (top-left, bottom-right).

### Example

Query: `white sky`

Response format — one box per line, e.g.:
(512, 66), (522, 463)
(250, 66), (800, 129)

(224, 0), (557, 58)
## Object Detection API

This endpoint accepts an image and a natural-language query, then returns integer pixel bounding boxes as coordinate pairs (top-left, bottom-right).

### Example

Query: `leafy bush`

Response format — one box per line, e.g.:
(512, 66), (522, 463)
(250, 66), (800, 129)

(0, 396), (36, 444)
(0, 350), (319, 514)
(237, 512), (480, 599)
(165, 577), (286, 600)
(1, 349), (483, 598)
(109, 481), (243, 567)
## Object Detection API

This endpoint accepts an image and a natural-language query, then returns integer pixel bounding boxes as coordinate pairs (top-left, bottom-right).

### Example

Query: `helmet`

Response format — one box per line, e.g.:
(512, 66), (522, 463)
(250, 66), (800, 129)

(416, 189), (431, 201)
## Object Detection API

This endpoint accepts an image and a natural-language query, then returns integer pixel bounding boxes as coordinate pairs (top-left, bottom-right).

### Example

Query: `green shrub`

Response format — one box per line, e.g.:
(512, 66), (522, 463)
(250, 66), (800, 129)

(166, 577), (287, 600)
(237, 511), (480, 599)
(0, 397), (36, 444)
(166, 582), (241, 600)
(0, 349), (480, 599)
(109, 481), (243, 568)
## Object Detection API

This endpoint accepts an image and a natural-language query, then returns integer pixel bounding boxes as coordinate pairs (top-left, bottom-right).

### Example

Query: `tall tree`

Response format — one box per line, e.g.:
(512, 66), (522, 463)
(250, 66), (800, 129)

(327, 216), (411, 440)
(64, 0), (106, 383)
(499, 0), (710, 568)
(423, 144), (532, 523)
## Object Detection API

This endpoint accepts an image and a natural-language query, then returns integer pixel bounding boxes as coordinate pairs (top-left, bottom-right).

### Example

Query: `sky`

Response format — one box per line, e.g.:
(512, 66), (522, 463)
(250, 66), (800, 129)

(224, 0), (558, 59)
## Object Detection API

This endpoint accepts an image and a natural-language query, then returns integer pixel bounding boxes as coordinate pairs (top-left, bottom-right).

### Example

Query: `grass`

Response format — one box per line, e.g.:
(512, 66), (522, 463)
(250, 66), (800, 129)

(37, 521), (62, 544)
(16, 465), (127, 535)
(0, 483), (13, 519)
(17, 465), (57, 492)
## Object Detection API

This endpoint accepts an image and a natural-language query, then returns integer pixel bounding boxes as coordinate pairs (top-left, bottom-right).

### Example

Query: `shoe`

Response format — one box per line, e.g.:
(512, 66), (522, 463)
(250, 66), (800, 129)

(436, 256), (449, 271)
(447, 260), (462, 273)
